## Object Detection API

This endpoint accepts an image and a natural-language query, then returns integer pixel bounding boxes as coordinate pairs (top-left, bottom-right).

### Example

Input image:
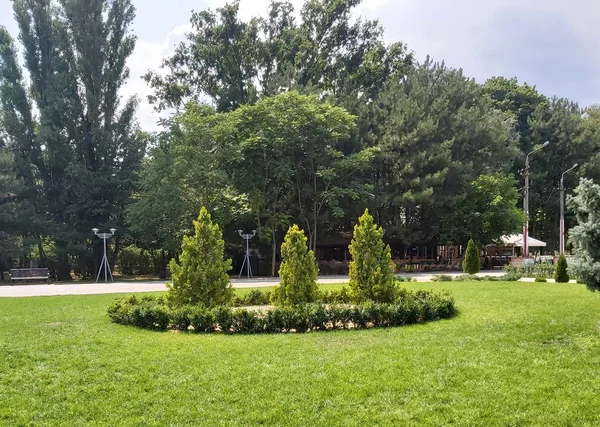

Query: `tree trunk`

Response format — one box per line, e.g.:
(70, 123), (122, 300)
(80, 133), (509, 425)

(271, 231), (277, 277)
(56, 243), (71, 281)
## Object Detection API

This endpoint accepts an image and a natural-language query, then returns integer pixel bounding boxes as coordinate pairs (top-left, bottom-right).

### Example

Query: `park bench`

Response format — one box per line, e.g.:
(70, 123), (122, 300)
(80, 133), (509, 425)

(9, 268), (51, 284)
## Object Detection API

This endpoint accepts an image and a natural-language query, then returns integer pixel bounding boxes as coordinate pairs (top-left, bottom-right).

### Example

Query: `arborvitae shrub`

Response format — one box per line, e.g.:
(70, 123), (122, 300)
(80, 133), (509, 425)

(167, 207), (233, 308)
(271, 225), (319, 306)
(463, 239), (481, 275)
(554, 254), (570, 283)
(348, 209), (396, 303)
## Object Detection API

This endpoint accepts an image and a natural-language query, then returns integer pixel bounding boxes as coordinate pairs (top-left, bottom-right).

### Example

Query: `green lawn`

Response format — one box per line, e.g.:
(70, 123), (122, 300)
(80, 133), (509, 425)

(1, 282), (600, 426)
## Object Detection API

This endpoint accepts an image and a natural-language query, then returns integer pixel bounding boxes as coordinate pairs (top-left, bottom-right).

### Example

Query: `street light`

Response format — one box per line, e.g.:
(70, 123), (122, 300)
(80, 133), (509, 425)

(560, 163), (578, 255)
(92, 228), (116, 283)
(523, 141), (550, 257)
(238, 229), (257, 279)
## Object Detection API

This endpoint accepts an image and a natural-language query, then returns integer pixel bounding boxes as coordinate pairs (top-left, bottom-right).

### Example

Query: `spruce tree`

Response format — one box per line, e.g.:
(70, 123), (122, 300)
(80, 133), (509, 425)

(554, 254), (569, 283)
(272, 225), (319, 306)
(463, 239), (481, 275)
(567, 178), (600, 290)
(167, 207), (233, 307)
(348, 209), (396, 303)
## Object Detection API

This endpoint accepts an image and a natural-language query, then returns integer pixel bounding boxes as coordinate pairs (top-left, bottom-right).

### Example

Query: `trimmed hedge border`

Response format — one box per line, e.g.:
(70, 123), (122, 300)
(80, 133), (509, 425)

(107, 289), (456, 334)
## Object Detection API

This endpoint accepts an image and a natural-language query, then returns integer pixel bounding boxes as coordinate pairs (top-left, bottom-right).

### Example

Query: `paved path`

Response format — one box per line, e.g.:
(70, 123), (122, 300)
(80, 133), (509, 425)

(0, 271), (506, 298)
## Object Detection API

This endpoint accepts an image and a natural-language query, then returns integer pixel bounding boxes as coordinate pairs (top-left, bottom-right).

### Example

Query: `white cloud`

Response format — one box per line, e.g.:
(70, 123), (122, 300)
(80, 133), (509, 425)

(122, 23), (191, 132)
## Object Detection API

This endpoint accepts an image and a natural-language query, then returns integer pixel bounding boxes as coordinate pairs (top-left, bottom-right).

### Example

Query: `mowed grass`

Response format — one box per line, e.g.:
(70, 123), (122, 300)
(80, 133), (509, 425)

(1, 282), (600, 426)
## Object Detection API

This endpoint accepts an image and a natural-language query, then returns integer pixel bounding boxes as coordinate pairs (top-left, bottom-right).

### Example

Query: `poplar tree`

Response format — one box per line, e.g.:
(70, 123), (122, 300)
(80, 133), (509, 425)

(0, 1), (145, 279)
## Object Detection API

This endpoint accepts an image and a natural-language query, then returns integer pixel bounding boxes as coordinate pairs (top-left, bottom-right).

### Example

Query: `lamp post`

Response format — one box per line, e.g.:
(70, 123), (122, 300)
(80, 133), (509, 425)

(92, 228), (116, 283)
(523, 141), (550, 257)
(560, 163), (578, 255)
(238, 230), (257, 279)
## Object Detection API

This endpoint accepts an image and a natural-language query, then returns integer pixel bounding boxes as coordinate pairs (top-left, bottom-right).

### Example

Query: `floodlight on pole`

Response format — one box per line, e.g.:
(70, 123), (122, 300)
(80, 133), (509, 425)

(238, 229), (257, 279)
(559, 163), (578, 255)
(93, 228), (116, 283)
(523, 141), (550, 257)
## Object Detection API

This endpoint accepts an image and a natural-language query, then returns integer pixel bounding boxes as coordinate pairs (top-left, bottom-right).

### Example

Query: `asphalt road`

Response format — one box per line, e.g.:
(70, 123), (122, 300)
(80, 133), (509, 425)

(0, 271), (507, 298)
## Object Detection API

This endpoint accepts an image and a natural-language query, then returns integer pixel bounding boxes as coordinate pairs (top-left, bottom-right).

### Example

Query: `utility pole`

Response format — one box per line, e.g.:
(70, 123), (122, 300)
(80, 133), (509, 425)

(523, 141), (549, 257)
(560, 164), (578, 254)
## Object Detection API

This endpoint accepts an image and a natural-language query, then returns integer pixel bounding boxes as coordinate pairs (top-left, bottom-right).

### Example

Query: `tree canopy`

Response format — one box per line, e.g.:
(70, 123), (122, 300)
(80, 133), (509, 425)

(1, 0), (599, 278)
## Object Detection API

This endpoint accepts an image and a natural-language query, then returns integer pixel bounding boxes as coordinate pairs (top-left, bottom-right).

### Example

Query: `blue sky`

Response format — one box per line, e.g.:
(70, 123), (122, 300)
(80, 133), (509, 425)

(1, 0), (599, 131)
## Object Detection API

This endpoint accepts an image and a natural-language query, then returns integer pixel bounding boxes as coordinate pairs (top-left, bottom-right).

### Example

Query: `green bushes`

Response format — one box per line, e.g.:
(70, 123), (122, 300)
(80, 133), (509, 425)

(432, 274), (453, 282)
(233, 289), (272, 307)
(271, 225), (319, 306)
(348, 209), (396, 303)
(130, 301), (171, 330)
(463, 239), (480, 274)
(107, 289), (456, 334)
(167, 207), (233, 308)
(554, 254), (570, 283)
(504, 263), (555, 278)
(117, 245), (161, 276)
(319, 287), (353, 304)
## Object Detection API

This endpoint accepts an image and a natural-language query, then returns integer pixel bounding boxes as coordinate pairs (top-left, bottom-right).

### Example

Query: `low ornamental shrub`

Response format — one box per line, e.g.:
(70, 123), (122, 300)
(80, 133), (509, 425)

(189, 306), (215, 333)
(107, 289), (456, 334)
(233, 289), (272, 307)
(535, 276), (547, 283)
(171, 306), (194, 331)
(131, 300), (170, 331)
(502, 272), (522, 281)
(107, 295), (138, 325)
(504, 263), (555, 278)
(319, 287), (353, 304)
(432, 274), (453, 282)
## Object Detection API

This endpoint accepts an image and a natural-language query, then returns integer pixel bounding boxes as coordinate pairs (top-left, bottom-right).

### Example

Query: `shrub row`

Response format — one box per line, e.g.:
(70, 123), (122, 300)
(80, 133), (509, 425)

(108, 290), (456, 334)
(431, 274), (521, 282)
(504, 263), (555, 278)
(233, 281), (416, 307)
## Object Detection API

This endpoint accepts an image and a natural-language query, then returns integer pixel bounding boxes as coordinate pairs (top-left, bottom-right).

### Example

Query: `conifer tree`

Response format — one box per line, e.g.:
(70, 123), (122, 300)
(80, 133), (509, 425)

(567, 178), (600, 290)
(348, 209), (396, 303)
(463, 239), (480, 275)
(167, 207), (233, 307)
(272, 225), (319, 306)
(554, 254), (569, 283)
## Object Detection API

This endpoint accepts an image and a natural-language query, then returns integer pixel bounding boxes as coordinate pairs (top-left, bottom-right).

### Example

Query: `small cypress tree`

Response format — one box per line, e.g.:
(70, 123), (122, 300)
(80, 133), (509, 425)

(167, 207), (233, 307)
(272, 225), (319, 306)
(554, 254), (570, 283)
(348, 209), (396, 303)
(463, 239), (481, 275)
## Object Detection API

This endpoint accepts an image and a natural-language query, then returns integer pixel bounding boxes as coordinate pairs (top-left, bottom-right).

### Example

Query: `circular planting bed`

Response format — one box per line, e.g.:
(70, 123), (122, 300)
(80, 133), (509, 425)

(107, 288), (456, 334)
